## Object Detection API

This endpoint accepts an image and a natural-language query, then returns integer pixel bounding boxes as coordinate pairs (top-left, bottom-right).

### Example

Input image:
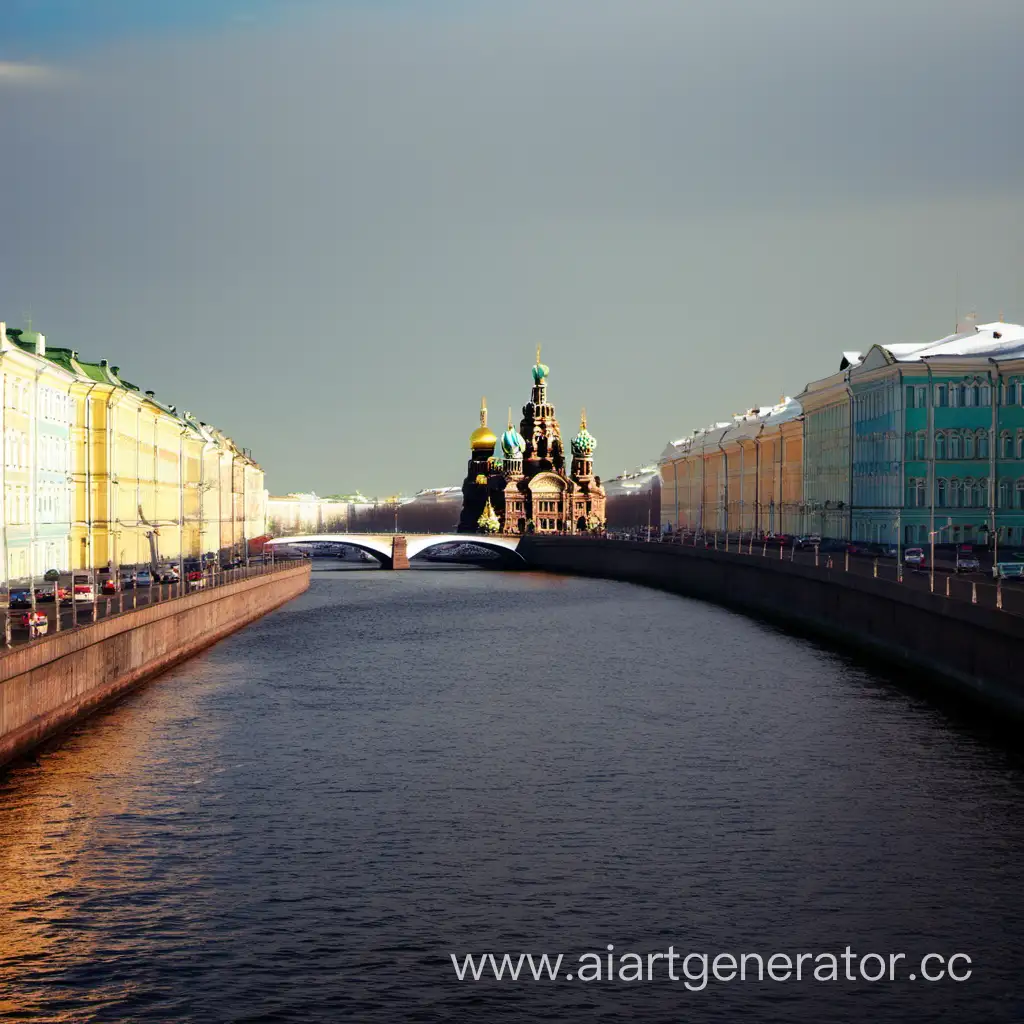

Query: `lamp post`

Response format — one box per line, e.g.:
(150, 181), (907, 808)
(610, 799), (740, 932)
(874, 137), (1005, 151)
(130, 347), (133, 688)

(930, 516), (953, 592)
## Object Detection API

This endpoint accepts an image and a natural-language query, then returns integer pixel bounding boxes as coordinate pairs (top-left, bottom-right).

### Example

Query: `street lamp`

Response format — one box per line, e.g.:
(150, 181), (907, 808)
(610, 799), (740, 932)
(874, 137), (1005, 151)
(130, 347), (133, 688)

(929, 516), (953, 592)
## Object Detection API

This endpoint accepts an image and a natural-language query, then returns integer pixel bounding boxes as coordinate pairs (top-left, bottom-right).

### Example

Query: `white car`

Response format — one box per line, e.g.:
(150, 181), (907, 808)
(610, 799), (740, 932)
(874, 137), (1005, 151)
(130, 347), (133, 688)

(904, 547), (927, 567)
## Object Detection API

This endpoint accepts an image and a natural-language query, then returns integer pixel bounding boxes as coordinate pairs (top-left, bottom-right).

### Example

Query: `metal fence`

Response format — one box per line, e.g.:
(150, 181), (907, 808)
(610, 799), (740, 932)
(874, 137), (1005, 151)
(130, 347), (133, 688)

(1, 557), (309, 652)
(599, 533), (1024, 617)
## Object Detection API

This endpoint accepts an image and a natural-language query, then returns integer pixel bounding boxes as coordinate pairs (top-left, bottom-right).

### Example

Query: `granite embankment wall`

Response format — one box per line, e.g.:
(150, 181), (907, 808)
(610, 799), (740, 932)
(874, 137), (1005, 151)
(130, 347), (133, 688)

(519, 537), (1024, 722)
(0, 562), (310, 768)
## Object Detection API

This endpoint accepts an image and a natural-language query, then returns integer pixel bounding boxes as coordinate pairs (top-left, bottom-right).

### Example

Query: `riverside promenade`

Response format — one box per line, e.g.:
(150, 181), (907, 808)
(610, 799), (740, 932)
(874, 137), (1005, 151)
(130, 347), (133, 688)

(518, 536), (1024, 724)
(0, 560), (311, 768)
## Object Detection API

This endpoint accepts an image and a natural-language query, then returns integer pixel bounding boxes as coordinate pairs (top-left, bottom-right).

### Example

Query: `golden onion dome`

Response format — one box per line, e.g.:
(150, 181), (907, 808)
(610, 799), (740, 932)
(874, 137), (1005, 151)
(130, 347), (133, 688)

(470, 425), (498, 449)
(470, 396), (496, 449)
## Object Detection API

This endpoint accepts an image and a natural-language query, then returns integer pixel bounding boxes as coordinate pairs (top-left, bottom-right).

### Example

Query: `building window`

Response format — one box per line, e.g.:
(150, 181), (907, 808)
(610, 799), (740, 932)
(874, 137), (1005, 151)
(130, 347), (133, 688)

(980, 385), (991, 406)
(949, 478), (961, 507)
(1016, 481), (1024, 510)
(1018, 434), (1024, 460)
(974, 480), (986, 507)
(1002, 432), (1014, 458)
(916, 479), (926, 506)
(936, 432), (946, 460)
(937, 478), (947, 507)
(978, 431), (989, 459)
(906, 386), (916, 409)
(1008, 383), (1019, 406)
(949, 386), (961, 408)
(949, 433), (962, 459)
(964, 434), (975, 459)
(916, 385), (927, 407)
(935, 384), (948, 407)
(916, 432), (926, 459)
(999, 479), (1011, 508)
(962, 478), (974, 507)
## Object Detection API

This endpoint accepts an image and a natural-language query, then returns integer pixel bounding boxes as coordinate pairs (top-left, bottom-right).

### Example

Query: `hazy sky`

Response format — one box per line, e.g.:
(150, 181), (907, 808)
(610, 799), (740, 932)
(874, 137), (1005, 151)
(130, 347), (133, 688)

(2, 0), (1023, 495)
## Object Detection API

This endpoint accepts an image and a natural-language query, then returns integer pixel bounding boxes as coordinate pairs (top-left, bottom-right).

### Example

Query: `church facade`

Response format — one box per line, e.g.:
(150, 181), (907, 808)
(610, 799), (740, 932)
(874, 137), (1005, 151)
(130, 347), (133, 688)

(458, 353), (606, 535)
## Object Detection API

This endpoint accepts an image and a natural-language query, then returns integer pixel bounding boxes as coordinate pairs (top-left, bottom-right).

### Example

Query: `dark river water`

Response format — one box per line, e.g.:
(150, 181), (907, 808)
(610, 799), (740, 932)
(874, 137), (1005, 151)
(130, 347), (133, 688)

(1, 562), (1022, 1023)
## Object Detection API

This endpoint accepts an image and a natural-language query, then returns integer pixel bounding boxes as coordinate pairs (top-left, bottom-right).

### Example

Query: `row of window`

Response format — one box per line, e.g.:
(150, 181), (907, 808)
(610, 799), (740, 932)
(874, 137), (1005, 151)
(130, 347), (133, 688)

(4, 430), (72, 472)
(905, 477), (1024, 509)
(904, 430), (1024, 460)
(2, 484), (71, 524)
(3, 379), (74, 424)
(905, 381), (1024, 409)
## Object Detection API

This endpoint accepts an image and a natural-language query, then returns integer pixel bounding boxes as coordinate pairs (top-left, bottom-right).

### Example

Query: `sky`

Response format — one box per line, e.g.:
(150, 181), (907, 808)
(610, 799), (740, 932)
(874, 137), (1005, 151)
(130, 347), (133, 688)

(1, 0), (1023, 496)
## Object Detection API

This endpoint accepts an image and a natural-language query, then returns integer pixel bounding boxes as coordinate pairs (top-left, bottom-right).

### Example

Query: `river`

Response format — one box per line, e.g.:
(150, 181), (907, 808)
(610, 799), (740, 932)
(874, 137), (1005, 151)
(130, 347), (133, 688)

(1, 562), (1022, 1023)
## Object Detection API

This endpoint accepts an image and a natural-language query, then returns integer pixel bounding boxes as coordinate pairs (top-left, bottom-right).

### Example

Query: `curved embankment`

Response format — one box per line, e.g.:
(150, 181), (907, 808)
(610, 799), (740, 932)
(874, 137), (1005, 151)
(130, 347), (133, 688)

(518, 537), (1024, 724)
(0, 562), (310, 768)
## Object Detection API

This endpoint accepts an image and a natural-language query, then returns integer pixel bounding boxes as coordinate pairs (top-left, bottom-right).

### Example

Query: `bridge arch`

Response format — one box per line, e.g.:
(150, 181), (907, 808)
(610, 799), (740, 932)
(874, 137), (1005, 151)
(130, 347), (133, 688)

(265, 534), (524, 568)
(266, 535), (395, 568)
(406, 535), (525, 564)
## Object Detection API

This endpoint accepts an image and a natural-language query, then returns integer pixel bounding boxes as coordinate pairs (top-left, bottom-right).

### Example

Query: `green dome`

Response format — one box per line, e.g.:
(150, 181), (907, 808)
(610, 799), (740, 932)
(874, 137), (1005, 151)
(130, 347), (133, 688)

(571, 428), (596, 457)
(532, 361), (549, 383)
(501, 425), (526, 456)
(571, 409), (596, 456)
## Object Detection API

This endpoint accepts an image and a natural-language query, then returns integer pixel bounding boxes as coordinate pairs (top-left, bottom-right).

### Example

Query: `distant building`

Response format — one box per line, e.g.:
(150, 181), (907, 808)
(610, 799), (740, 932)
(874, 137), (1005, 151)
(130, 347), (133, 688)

(398, 487), (463, 533)
(604, 466), (661, 531)
(267, 493), (348, 535)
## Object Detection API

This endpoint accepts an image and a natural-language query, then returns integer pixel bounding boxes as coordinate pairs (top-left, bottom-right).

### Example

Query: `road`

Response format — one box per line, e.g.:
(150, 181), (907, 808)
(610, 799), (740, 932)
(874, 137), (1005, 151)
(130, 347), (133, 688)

(1, 564), (290, 649)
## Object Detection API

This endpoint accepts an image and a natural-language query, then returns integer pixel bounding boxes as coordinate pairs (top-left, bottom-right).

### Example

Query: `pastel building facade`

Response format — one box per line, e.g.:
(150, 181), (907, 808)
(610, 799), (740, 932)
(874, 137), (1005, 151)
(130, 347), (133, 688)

(849, 319), (1024, 547)
(0, 320), (266, 580)
(660, 398), (803, 536)
(796, 359), (857, 541)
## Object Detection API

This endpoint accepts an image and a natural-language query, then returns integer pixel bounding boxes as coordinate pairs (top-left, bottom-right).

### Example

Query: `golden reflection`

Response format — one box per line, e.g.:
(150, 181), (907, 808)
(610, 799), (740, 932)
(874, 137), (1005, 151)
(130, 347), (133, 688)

(0, 653), (236, 1018)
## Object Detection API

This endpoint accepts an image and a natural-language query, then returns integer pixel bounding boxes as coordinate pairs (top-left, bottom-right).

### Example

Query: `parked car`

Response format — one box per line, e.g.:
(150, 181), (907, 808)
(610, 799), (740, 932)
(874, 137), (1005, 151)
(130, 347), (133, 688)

(187, 571), (207, 590)
(955, 553), (981, 573)
(72, 574), (95, 604)
(159, 567), (181, 584)
(9, 589), (34, 609)
(904, 547), (927, 567)
(35, 584), (71, 604)
(119, 571), (137, 589)
(135, 569), (153, 587)
(994, 562), (1024, 580)
(101, 577), (121, 595)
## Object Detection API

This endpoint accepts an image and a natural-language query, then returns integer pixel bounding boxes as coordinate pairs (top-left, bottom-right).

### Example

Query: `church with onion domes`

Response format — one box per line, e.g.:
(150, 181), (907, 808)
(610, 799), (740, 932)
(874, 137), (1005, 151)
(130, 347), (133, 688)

(457, 351), (606, 535)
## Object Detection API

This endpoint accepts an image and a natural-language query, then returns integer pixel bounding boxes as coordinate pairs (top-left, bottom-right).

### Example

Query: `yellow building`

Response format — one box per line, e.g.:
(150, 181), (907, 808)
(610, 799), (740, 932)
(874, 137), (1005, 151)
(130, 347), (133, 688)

(0, 325), (266, 579)
(660, 398), (804, 536)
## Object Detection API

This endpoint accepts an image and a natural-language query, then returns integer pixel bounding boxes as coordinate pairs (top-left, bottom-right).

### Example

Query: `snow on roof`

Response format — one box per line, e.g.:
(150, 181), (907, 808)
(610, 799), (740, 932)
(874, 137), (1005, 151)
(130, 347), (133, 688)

(885, 322), (1024, 362)
(661, 398), (801, 462)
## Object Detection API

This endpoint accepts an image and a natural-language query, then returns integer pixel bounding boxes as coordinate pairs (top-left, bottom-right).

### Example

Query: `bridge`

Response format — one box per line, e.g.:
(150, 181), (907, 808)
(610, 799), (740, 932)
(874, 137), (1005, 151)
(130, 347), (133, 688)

(264, 534), (524, 569)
